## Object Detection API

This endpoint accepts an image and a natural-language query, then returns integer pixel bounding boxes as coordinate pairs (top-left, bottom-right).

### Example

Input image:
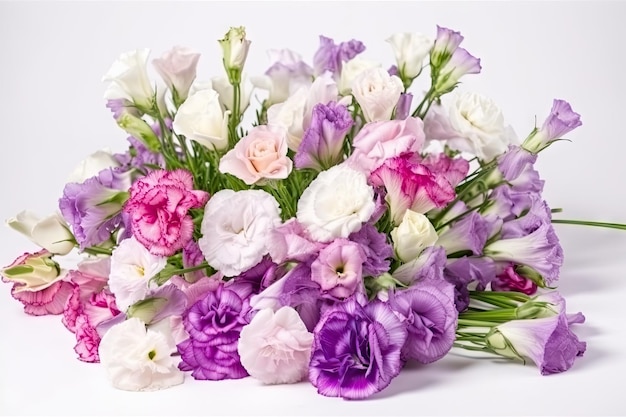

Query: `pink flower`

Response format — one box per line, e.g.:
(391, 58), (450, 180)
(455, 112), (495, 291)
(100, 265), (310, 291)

(152, 45), (201, 102)
(238, 307), (313, 384)
(74, 314), (102, 362)
(267, 219), (323, 264)
(346, 117), (425, 174)
(1, 250), (73, 316)
(370, 154), (456, 225)
(311, 238), (366, 299)
(219, 125), (293, 185)
(124, 169), (209, 256)
(62, 258), (110, 331)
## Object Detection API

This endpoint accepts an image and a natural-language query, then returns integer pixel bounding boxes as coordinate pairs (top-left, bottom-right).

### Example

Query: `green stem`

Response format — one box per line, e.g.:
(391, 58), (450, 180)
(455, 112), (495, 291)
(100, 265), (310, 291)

(551, 219), (626, 231)
(82, 246), (113, 256)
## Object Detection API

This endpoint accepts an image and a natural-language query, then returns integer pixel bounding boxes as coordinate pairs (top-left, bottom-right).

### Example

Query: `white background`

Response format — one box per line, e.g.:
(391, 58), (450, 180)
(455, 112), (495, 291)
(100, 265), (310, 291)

(1, 1), (625, 416)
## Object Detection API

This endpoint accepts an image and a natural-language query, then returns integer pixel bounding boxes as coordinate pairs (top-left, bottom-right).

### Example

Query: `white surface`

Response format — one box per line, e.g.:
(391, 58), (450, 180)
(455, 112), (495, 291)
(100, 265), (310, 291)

(1, 1), (625, 415)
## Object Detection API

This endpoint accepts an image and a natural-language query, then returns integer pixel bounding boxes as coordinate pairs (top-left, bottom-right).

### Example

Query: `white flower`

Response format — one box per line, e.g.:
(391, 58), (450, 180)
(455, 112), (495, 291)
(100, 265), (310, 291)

(98, 317), (184, 392)
(199, 189), (282, 277)
(424, 92), (517, 162)
(338, 58), (381, 95)
(386, 33), (433, 79)
(211, 75), (252, 115)
(108, 237), (167, 311)
(238, 307), (313, 384)
(172, 89), (230, 151)
(152, 45), (201, 102)
(390, 210), (438, 262)
(266, 87), (308, 151)
(352, 67), (403, 123)
(7, 211), (74, 255)
(297, 164), (375, 242)
(103, 49), (154, 109)
(67, 149), (120, 184)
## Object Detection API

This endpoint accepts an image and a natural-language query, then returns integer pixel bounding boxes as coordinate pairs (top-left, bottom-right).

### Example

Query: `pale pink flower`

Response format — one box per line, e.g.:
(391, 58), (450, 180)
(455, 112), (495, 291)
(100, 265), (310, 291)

(219, 125), (292, 185)
(267, 219), (323, 264)
(311, 238), (366, 299)
(124, 169), (209, 256)
(238, 307), (313, 384)
(346, 117), (425, 174)
(152, 45), (201, 102)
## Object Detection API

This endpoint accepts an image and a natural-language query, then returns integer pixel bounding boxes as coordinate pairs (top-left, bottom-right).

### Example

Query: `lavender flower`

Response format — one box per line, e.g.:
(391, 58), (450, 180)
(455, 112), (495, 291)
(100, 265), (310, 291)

(295, 102), (353, 171)
(436, 211), (491, 256)
(311, 238), (366, 299)
(486, 294), (586, 375)
(430, 26), (465, 68)
(177, 284), (251, 380)
(313, 35), (365, 77)
(388, 283), (457, 363)
(394, 93), (413, 120)
(484, 222), (563, 286)
(309, 295), (407, 399)
(349, 224), (393, 278)
(444, 256), (496, 311)
(115, 135), (166, 174)
(523, 99), (582, 153)
(58, 169), (131, 249)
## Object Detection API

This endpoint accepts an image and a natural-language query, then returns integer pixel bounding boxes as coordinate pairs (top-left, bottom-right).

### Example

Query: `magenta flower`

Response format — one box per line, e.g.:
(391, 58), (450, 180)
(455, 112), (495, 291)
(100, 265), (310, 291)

(422, 153), (470, 188)
(309, 295), (407, 399)
(370, 154), (455, 224)
(491, 264), (538, 295)
(72, 290), (120, 362)
(523, 99), (582, 153)
(295, 102), (353, 172)
(311, 238), (367, 299)
(124, 169), (209, 256)
(388, 283), (457, 363)
(177, 284), (251, 380)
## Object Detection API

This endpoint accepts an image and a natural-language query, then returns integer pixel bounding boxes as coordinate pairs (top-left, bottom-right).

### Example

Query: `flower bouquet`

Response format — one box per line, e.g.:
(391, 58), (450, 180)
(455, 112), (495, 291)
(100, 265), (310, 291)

(2, 25), (623, 399)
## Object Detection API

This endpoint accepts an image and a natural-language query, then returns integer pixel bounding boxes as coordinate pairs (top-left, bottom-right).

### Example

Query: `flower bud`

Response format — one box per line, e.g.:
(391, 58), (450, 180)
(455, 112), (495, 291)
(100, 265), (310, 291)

(391, 210), (438, 262)
(219, 26), (251, 85)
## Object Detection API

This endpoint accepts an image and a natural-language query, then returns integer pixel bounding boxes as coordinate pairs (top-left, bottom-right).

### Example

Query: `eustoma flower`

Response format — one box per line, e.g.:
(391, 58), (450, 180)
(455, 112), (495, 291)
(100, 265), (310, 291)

(309, 295), (407, 399)
(7, 211), (74, 255)
(123, 169), (209, 256)
(523, 99), (582, 153)
(152, 45), (201, 103)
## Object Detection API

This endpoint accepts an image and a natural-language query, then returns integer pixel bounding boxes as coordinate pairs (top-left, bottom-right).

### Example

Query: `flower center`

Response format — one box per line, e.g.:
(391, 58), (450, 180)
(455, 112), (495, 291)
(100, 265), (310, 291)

(148, 349), (156, 360)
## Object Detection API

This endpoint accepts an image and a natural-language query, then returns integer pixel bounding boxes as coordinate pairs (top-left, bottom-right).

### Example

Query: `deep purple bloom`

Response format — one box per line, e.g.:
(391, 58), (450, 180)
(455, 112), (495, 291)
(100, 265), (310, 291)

(59, 168), (131, 249)
(295, 102), (353, 171)
(313, 35), (365, 77)
(177, 284), (251, 380)
(491, 264), (538, 295)
(349, 224), (393, 278)
(309, 295), (407, 399)
(388, 284), (457, 363)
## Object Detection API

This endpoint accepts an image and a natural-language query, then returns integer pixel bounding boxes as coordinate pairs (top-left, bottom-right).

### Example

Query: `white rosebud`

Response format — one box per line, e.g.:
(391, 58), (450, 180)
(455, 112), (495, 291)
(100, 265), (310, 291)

(7, 211), (74, 255)
(391, 210), (438, 262)
(352, 67), (403, 123)
(219, 26), (251, 84)
(172, 89), (230, 151)
(386, 32), (433, 80)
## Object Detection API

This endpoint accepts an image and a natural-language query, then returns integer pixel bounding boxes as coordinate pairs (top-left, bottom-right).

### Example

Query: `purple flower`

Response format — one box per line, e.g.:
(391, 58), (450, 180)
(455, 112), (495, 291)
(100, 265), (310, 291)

(486, 292), (586, 375)
(500, 195), (552, 239)
(484, 222), (563, 286)
(392, 245), (447, 287)
(313, 35), (365, 77)
(523, 99), (582, 153)
(295, 102), (353, 171)
(58, 169), (131, 249)
(436, 211), (491, 256)
(388, 284), (457, 363)
(309, 295), (407, 399)
(349, 224), (393, 278)
(115, 135), (166, 174)
(394, 93), (413, 120)
(435, 47), (481, 92)
(444, 256), (496, 311)
(430, 26), (465, 67)
(177, 284), (251, 380)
